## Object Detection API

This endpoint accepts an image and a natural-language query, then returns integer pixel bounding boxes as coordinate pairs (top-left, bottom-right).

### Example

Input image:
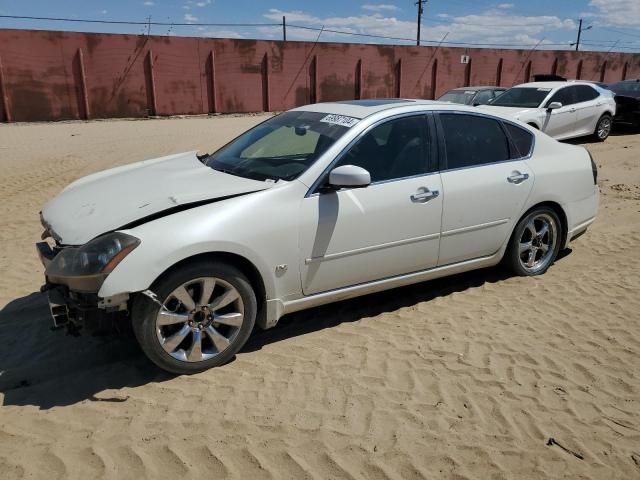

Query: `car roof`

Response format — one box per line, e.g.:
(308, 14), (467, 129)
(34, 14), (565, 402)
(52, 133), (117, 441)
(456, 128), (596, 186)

(449, 86), (505, 92)
(515, 81), (595, 89)
(290, 99), (452, 119)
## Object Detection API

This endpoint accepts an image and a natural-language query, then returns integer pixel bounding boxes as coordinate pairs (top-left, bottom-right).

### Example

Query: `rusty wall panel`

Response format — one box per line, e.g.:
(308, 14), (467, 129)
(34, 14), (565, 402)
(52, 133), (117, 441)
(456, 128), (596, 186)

(0, 28), (638, 122)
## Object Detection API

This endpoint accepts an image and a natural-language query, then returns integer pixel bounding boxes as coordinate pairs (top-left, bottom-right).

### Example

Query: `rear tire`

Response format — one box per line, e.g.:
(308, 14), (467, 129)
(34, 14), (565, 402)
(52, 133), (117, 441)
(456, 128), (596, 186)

(593, 114), (612, 142)
(504, 207), (562, 276)
(132, 261), (257, 374)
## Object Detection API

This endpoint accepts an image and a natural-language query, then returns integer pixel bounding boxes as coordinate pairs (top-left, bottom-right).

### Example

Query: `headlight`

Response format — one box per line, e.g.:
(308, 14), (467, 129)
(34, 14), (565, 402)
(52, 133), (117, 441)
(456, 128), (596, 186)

(46, 232), (140, 292)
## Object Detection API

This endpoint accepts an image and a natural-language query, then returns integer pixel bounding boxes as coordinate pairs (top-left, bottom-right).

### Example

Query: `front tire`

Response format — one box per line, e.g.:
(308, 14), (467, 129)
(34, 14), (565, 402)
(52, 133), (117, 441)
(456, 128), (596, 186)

(504, 207), (562, 276)
(132, 261), (257, 374)
(593, 114), (612, 142)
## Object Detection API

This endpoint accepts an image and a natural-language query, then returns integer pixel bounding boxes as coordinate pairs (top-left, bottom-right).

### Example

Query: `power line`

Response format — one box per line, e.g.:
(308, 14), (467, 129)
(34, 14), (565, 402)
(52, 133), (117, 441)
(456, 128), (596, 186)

(287, 24), (572, 47)
(594, 26), (640, 39)
(0, 13), (637, 51)
(0, 14), (279, 27)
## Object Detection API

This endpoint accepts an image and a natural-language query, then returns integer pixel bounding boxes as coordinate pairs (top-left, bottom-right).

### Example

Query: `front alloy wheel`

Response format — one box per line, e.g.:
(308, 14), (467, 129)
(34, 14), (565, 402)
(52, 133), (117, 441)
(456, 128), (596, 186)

(133, 262), (256, 374)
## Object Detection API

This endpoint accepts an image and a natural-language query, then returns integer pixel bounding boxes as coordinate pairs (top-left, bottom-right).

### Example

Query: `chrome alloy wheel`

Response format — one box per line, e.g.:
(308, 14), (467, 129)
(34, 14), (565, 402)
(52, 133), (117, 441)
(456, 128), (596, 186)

(518, 213), (557, 274)
(597, 116), (611, 140)
(155, 277), (244, 362)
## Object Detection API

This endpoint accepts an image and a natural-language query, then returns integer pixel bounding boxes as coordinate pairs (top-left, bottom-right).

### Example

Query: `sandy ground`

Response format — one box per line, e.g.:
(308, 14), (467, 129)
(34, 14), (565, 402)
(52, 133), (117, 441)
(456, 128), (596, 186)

(0, 115), (639, 480)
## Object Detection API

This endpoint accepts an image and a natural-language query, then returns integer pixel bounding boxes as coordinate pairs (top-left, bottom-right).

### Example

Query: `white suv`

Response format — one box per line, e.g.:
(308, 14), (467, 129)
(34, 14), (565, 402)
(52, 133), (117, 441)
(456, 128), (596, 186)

(480, 81), (616, 141)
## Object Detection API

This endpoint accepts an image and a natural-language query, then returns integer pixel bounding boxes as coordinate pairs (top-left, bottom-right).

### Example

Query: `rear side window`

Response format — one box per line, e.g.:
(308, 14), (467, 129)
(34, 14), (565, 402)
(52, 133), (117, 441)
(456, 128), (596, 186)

(504, 123), (534, 158)
(574, 85), (600, 102)
(439, 113), (510, 169)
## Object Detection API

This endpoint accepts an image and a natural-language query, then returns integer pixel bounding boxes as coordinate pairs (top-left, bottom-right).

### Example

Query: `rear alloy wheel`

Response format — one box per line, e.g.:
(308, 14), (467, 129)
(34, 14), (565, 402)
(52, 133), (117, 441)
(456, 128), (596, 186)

(133, 262), (256, 374)
(505, 207), (562, 276)
(594, 114), (612, 142)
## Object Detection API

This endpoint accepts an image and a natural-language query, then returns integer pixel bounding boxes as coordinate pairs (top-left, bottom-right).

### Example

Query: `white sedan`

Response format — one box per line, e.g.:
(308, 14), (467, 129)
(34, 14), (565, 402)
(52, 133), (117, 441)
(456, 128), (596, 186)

(37, 99), (599, 374)
(479, 81), (616, 141)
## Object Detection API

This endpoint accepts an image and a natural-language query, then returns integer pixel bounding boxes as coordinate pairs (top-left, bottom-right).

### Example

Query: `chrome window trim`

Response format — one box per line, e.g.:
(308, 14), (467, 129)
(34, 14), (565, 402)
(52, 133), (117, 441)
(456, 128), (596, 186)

(434, 110), (535, 173)
(305, 111), (434, 197)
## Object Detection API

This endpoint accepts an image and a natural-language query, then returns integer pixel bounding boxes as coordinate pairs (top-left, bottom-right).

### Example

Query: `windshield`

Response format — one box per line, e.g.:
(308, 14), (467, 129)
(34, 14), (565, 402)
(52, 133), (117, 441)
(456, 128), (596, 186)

(609, 81), (640, 97)
(438, 90), (475, 105)
(205, 111), (353, 181)
(490, 87), (551, 108)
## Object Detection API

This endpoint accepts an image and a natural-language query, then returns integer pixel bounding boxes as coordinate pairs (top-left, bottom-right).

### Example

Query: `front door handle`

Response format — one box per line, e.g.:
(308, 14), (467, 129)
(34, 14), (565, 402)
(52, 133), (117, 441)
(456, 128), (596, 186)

(507, 172), (529, 184)
(411, 187), (439, 203)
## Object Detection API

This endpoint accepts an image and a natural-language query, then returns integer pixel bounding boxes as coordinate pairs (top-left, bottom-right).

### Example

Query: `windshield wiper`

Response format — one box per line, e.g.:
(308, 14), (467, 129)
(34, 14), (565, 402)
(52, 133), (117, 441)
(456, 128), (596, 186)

(212, 165), (280, 183)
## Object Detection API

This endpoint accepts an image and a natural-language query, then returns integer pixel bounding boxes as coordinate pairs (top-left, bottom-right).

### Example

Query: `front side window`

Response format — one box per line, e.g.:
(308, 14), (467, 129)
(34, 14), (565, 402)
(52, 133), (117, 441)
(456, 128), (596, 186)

(439, 113), (510, 169)
(473, 90), (494, 105)
(490, 87), (551, 108)
(206, 111), (352, 181)
(333, 115), (430, 183)
(546, 87), (578, 107)
(438, 90), (476, 105)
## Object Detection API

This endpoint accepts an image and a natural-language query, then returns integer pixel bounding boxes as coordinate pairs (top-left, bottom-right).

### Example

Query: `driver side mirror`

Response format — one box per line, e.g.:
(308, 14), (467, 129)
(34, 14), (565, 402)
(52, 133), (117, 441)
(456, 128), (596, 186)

(327, 165), (371, 190)
(547, 101), (562, 111)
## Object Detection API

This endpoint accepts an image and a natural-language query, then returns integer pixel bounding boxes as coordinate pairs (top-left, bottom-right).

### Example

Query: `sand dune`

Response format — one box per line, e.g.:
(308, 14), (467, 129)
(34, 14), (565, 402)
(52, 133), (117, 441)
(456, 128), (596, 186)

(1, 117), (639, 479)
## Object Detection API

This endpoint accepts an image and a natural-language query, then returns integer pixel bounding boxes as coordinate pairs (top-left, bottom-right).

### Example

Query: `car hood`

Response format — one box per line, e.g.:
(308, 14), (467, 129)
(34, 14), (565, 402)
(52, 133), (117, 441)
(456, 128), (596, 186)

(477, 105), (537, 118)
(41, 151), (271, 245)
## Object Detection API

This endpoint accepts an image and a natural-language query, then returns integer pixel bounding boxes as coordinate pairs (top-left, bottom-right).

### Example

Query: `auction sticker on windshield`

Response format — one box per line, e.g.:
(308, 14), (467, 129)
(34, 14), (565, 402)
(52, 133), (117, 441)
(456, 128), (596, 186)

(320, 114), (359, 128)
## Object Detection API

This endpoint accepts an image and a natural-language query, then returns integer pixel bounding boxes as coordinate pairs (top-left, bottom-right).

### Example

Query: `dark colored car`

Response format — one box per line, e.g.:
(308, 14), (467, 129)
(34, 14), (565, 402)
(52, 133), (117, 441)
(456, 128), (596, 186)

(608, 79), (640, 129)
(437, 86), (506, 106)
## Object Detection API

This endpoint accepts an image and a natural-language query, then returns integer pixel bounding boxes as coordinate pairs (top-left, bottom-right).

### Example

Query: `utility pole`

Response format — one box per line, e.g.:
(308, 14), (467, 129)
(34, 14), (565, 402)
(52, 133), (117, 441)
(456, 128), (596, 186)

(282, 16), (286, 41)
(416, 0), (427, 46)
(573, 19), (591, 51)
(575, 19), (582, 51)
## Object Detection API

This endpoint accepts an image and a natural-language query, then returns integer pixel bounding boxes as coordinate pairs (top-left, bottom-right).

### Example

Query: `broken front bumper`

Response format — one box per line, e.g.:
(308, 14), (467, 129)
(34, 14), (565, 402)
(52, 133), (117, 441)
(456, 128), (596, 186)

(37, 242), (130, 332)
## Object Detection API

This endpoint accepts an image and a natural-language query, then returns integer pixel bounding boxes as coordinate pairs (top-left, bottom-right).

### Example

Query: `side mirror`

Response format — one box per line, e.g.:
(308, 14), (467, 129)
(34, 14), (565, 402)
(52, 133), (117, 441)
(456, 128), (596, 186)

(547, 101), (562, 110)
(328, 165), (371, 189)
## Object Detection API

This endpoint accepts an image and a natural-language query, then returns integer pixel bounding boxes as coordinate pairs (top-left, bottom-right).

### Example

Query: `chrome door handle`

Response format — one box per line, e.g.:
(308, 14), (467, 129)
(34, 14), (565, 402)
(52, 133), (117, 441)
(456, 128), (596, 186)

(507, 172), (529, 184)
(411, 187), (439, 203)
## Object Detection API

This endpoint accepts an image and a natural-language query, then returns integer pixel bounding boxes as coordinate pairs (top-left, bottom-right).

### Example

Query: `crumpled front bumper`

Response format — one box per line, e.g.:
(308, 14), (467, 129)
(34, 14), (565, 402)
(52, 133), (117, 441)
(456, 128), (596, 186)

(37, 242), (130, 332)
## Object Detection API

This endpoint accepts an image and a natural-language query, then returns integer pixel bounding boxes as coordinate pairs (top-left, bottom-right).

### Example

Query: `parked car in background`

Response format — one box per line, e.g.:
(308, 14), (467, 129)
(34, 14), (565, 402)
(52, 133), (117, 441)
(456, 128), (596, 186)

(37, 99), (599, 374)
(608, 79), (640, 129)
(479, 81), (616, 141)
(437, 86), (506, 106)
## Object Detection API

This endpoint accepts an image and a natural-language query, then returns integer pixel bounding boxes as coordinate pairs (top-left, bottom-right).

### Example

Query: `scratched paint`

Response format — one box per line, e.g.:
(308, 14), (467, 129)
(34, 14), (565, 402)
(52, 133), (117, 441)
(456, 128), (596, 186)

(0, 28), (638, 122)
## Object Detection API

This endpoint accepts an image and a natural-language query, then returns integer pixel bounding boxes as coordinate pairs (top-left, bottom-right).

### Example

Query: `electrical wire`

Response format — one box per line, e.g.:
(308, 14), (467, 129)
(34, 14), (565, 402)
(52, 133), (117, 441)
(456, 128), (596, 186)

(0, 13), (638, 51)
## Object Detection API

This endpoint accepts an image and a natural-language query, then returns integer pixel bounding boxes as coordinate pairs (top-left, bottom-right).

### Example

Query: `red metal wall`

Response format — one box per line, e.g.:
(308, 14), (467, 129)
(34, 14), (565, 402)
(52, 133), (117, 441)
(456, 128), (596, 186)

(0, 28), (638, 122)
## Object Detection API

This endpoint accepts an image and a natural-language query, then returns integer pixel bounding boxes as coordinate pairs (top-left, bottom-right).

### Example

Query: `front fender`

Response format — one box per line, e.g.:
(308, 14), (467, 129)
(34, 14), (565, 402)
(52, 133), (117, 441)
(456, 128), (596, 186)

(98, 238), (277, 301)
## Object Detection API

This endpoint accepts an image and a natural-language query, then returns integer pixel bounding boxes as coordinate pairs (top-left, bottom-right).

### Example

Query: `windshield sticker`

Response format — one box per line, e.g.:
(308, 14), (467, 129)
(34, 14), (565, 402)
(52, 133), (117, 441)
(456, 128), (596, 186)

(465, 91), (475, 94)
(320, 114), (359, 128)
(537, 88), (552, 92)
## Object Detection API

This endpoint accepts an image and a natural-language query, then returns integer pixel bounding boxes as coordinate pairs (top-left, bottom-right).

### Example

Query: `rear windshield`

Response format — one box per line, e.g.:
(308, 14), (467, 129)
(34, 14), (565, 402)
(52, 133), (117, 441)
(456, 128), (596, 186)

(206, 111), (353, 181)
(609, 81), (640, 97)
(438, 90), (475, 105)
(490, 87), (550, 108)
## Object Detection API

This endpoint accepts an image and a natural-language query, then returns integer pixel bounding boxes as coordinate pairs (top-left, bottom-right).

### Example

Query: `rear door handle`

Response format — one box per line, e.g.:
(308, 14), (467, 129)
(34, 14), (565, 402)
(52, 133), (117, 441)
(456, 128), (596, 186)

(411, 187), (439, 203)
(507, 172), (529, 184)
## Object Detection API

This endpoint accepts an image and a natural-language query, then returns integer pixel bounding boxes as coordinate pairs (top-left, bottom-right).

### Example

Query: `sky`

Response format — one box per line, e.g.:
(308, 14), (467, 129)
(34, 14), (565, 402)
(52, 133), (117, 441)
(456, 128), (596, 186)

(0, 0), (639, 52)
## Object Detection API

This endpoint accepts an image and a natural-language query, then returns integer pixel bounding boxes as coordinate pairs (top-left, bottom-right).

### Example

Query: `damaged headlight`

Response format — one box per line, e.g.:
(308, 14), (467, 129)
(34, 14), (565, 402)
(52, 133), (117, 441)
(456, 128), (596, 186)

(46, 232), (140, 292)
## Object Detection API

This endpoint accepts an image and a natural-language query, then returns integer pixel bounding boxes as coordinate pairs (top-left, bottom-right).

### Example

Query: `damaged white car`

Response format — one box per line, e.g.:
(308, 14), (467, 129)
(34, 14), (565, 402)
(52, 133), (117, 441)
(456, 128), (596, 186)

(38, 99), (599, 374)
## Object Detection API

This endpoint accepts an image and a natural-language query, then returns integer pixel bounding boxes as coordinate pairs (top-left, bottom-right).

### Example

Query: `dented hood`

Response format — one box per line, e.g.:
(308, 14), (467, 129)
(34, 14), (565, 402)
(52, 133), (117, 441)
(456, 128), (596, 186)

(41, 151), (270, 245)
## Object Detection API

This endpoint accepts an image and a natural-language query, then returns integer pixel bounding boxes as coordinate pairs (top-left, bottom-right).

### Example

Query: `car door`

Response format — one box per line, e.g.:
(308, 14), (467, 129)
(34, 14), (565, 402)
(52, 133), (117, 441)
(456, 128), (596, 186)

(541, 86), (578, 139)
(573, 85), (601, 136)
(436, 112), (535, 266)
(298, 114), (443, 296)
